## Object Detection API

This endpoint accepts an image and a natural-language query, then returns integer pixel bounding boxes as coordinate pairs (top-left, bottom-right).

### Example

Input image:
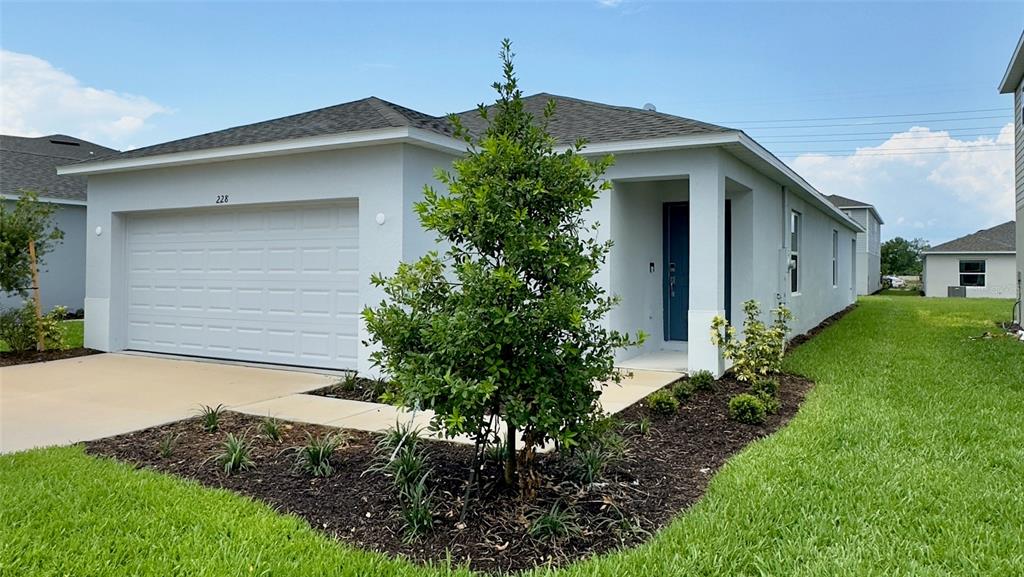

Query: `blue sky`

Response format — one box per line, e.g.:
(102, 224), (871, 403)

(2, 1), (1021, 243)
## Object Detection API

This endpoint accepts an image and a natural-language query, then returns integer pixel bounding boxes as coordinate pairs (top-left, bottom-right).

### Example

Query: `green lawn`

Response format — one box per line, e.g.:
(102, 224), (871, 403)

(2, 297), (1022, 576)
(0, 319), (83, 352)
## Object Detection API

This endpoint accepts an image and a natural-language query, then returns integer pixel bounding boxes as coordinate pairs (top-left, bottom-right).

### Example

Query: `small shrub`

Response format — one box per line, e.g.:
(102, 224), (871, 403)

(0, 302), (67, 352)
(689, 369), (715, 391)
(158, 432), (181, 458)
(646, 390), (680, 414)
(384, 444), (430, 491)
(574, 446), (613, 484)
(671, 380), (693, 403)
(399, 473), (434, 541)
(375, 421), (422, 459)
(711, 300), (793, 383)
(728, 393), (767, 424)
(528, 501), (581, 542)
(197, 404), (226, 432)
(758, 392), (781, 415)
(751, 377), (779, 398)
(636, 416), (651, 437)
(485, 437), (508, 463)
(336, 371), (359, 392)
(261, 416), (282, 443)
(576, 414), (625, 457)
(295, 432), (346, 477)
(217, 433), (254, 475)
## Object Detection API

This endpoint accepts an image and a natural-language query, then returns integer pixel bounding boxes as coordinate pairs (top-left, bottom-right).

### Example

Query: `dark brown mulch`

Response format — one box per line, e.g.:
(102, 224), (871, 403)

(0, 347), (101, 367)
(85, 372), (811, 574)
(306, 374), (387, 403)
(787, 304), (856, 350)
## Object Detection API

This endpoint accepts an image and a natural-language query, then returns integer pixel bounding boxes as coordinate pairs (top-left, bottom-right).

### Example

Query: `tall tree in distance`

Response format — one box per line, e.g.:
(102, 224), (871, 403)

(881, 237), (930, 276)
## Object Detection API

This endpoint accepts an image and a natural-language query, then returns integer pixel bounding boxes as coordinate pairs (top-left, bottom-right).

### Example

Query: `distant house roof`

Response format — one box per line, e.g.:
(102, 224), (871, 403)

(925, 221), (1016, 254)
(1, 134), (117, 203)
(1000, 31), (1024, 93)
(69, 93), (732, 167)
(826, 194), (884, 225)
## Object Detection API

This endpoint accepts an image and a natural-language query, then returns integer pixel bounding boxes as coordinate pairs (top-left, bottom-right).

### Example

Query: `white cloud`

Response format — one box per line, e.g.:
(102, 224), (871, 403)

(790, 123), (1015, 243)
(0, 50), (168, 147)
(597, 0), (623, 6)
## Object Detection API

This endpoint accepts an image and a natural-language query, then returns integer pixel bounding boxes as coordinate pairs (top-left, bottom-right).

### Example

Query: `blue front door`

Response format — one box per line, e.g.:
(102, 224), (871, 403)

(663, 203), (689, 341)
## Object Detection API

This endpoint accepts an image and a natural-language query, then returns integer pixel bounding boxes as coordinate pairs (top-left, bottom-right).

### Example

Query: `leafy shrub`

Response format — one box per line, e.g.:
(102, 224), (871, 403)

(647, 390), (680, 414)
(374, 421), (422, 459)
(728, 394), (767, 425)
(485, 437), (508, 463)
(751, 377), (779, 398)
(398, 473), (434, 541)
(689, 369), (715, 391)
(336, 371), (359, 392)
(671, 380), (693, 403)
(0, 191), (64, 297)
(158, 432), (181, 458)
(758, 392), (781, 415)
(295, 432), (346, 478)
(217, 433), (254, 475)
(0, 302), (67, 352)
(528, 501), (581, 542)
(711, 300), (792, 383)
(383, 444), (430, 491)
(197, 404), (225, 432)
(636, 416), (651, 437)
(261, 416), (282, 443)
(574, 446), (613, 484)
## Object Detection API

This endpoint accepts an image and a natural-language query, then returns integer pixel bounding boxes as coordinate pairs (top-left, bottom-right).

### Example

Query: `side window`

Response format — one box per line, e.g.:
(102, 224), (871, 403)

(959, 260), (986, 287)
(790, 210), (801, 294)
(832, 229), (839, 287)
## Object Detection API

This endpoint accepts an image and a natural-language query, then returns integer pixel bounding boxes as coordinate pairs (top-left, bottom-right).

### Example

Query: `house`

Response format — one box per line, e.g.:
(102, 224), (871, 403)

(923, 221), (1017, 298)
(827, 194), (883, 295)
(0, 134), (117, 312)
(57, 94), (861, 377)
(999, 31), (1024, 322)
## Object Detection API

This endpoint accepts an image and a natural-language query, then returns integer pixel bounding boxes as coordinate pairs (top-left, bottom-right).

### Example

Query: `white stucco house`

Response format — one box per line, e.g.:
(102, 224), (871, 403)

(923, 221), (1017, 298)
(1, 134), (116, 313)
(1000, 32), (1024, 323)
(827, 194), (883, 295)
(58, 94), (860, 377)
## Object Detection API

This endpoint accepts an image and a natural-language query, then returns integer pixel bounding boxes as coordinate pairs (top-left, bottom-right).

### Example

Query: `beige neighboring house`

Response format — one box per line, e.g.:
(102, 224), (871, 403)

(923, 221), (1017, 298)
(999, 32), (1024, 320)
(827, 194), (883, 295)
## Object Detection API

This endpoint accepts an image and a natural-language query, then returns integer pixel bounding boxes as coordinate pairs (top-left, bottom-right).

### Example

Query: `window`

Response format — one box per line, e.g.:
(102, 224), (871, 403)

(790, 211), (801, 293)
(832, 230), (839, 287)
(959, 260), (986, 287)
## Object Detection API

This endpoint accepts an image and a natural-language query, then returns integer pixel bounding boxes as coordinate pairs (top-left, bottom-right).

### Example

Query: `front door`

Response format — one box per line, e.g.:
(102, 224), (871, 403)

(663, 203), (689, 341)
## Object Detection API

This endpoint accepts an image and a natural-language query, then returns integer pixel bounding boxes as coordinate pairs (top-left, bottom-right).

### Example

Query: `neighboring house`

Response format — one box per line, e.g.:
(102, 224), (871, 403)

(58, 94), (861, 377)
(827, 194), (883, 295)
(0, 134), (117, 312)
(999, 32), (1024, 322)
(923, 221), (1017, 298)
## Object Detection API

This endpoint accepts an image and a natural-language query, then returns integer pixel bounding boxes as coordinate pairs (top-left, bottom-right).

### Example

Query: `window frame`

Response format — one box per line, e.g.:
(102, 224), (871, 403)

(790, 210), (802, 294)
(832, 229), (839, 288)
(958, 259), (986, 287)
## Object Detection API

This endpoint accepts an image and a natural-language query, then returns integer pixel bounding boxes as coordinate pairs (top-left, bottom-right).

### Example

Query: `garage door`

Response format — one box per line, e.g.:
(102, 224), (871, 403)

(124, 202), (358, 370)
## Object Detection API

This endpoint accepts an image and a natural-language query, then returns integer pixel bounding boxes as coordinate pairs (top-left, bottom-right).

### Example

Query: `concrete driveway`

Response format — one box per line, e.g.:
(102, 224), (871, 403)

(0, 353), (334, 454)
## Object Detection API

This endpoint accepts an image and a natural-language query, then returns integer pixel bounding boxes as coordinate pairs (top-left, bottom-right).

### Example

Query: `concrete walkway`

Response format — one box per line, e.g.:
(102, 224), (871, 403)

(0, 353), (333, 454)
(234, 369), (681, 444)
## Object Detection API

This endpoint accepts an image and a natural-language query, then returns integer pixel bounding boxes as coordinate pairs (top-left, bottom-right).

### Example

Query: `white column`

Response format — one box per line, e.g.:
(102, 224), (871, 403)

(687, 152), (726, 376)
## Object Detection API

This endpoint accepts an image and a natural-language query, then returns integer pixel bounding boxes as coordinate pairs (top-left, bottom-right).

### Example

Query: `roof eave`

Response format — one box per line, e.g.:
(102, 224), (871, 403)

(57, 127), (465, 176)
(924, 250), (1015, 255)
(0, 193), (86, 206)
(999, 31), (1024, 93)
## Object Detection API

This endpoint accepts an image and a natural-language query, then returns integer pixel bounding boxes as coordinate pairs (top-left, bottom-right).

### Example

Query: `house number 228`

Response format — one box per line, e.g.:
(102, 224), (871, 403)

(215, 195), (229, 204)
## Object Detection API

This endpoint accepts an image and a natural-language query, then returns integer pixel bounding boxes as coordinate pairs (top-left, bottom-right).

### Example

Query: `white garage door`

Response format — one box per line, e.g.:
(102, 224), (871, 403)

(125, 201), (358, 370)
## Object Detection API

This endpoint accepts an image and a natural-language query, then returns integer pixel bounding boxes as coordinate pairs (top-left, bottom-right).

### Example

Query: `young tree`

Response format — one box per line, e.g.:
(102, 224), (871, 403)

(881, 237), (929, 276)
(363, 40), (641, 500)
(0, 191), (64, 297)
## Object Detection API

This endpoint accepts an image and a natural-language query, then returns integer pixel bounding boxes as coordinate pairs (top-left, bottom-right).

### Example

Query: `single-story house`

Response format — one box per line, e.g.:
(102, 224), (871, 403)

(923, 221), (1017, 298)
(0, 134), (117, 312)
(999, 31), (1024, 322)
(58, 94), (861, 377)
(827, 194), (883, 295)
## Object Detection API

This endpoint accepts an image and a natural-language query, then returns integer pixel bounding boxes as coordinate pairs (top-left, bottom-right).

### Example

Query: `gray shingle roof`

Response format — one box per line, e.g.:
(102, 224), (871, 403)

(1, 135), (117, 202)
(70, 94), (734, 167)
(927, 221), (1016, 253)
(827, 194), (873, 208)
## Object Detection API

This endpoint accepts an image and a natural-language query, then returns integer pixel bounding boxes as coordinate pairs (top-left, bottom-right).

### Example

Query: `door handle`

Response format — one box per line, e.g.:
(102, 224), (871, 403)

(669, 275), (676, 298)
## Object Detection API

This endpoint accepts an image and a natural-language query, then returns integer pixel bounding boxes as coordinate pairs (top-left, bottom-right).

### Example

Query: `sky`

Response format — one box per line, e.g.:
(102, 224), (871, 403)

(1, 1), (1021, 244)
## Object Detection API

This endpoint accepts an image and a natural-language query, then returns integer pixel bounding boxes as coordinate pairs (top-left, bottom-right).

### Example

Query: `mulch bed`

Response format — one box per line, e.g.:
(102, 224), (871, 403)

(787, 304), (856, 350)
(307, 374), (386, 403)
(0, 347), (101, 367)
(86, 372), (812, 574)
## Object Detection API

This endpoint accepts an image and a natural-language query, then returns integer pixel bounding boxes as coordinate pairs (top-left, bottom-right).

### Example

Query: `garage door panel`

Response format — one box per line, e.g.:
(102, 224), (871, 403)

(125, 202), (359, 370)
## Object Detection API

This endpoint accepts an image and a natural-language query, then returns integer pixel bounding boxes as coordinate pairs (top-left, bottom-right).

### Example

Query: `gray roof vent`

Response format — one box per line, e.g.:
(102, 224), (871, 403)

(642, 103), (657, 112)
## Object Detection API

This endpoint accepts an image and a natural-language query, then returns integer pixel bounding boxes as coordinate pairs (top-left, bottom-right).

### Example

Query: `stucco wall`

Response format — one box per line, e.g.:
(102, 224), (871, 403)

(0, 201), (86, 313)
(923, 253), (1017, 298)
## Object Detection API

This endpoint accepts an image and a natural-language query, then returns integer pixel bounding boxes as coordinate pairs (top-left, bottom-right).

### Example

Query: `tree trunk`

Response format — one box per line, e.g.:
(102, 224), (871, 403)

(504, 421), (517, 486)
(517, 428), (540, 500)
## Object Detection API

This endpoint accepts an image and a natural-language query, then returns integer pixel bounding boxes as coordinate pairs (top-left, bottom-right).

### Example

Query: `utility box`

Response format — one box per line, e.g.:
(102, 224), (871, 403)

(947, 286), (967, 298)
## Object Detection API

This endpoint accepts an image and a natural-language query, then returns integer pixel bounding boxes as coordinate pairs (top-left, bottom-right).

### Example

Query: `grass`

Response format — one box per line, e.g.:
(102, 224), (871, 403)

(0, 319), (84, 352)
(2, 296), (1023, 576)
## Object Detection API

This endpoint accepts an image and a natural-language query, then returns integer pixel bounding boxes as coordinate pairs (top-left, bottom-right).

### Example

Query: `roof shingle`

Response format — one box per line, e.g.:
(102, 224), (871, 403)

(927, 221), (1016, 253)
(1, 135), (117, 202)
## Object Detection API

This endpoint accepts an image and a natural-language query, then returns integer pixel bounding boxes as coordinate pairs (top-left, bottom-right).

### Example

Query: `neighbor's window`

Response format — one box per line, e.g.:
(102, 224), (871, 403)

(832, 229), (839, 287)
(959, 260), (986, 287)
(790, 211), (801, 293)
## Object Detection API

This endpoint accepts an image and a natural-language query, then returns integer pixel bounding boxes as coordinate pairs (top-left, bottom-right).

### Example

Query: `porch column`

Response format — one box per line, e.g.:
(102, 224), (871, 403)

(687, 153), (726, 376)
